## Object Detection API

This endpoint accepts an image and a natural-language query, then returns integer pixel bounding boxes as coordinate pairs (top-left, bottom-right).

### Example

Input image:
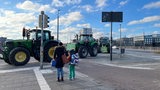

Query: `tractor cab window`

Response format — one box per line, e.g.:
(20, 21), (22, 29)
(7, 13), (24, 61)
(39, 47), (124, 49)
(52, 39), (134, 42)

(37, 33), (42, 40)
(80, 36), (89, 41)
(44, 32), (49, 40)
(80, 35), (94, 41)
(30, 32), (36, 40)
(37, 32), (50, 40)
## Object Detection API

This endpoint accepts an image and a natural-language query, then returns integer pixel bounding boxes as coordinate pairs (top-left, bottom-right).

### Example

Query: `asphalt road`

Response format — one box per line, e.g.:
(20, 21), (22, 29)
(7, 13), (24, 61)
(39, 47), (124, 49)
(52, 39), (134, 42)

(0, 49), (160, 90)
(77, 49), (160, 90)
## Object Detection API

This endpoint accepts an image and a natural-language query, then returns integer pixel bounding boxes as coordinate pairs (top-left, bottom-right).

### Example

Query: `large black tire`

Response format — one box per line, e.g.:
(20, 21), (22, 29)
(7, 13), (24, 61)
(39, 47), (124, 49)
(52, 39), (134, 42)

(78, 46), (88, 58)
(89, 45), (98, 57)
(4, 58), (12, 65)
(9, 47), (30, 66)
(107, 45), (110, 53)
(44, 42), (58, 62)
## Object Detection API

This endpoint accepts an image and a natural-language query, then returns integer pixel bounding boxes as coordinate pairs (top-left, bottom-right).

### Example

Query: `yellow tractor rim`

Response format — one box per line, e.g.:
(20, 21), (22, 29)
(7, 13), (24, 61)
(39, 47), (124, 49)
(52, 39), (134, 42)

(48, 46), (56, 58)
(15, 51), (26, 62)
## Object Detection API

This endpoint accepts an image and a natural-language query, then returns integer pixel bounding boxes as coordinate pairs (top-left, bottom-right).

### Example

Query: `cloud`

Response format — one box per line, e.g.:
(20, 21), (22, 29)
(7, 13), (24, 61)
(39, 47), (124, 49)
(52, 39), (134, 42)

(81, 5), (94, 12)
(16, 0), (52, 12)
(154, 23), (160, 27)
(93, 31), (104, 39)
(95, 0), (107, 8)
(152, 31), (160, 34)
(77, 23), (91, 28)
(16, 0), (39, 11)
(0, 9), (36, 39)
(50, 11), (83, 27)
(143, 1), (160, 9)
(128, 15), (160, 25)
(52, 0), (81, 7)
(104, 24), (110, 27)
(119, 0), (128, 6)
(118, 28), (127, 32)
(56, 27), (79, 43)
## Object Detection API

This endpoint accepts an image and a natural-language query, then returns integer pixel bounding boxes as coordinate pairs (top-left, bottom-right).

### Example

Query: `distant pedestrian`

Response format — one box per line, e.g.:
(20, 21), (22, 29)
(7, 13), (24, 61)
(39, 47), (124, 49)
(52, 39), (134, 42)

(69, 49), (79, 80)
(54, 42), (65, 82)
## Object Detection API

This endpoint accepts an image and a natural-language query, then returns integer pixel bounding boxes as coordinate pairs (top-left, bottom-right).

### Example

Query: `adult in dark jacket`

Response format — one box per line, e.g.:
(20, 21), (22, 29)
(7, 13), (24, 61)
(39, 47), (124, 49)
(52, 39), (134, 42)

(54, 42), (65, 82)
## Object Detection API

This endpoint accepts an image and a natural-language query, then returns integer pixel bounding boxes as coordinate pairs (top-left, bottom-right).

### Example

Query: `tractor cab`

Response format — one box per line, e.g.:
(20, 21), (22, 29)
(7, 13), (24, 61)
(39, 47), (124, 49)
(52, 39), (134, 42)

(79, 35), (95, 43)
(29, 29), (51, 41)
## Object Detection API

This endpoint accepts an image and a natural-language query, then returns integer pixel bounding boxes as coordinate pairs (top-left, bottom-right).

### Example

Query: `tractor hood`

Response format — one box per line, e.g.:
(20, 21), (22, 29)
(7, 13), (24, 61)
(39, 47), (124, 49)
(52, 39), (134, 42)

(4, 39), (32, 50)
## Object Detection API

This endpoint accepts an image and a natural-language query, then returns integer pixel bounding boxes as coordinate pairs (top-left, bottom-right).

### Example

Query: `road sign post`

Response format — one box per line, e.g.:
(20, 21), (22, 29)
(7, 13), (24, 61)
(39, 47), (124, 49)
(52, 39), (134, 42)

(38, 11), (49, 69)
(102, 11), (123, 61)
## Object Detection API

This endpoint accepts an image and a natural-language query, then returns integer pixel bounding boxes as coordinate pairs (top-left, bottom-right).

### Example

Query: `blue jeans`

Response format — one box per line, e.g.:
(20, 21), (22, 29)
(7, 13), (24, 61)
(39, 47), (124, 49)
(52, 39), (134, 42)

(57, 68), (63, 78)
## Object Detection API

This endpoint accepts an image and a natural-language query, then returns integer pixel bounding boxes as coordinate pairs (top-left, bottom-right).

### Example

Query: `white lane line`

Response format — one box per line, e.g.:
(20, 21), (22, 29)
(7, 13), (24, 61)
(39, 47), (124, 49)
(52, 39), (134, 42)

(33, 67), (51, 90)
(129, 63), (160, 67)
(105, 63), (153, 70)
(93, 61), (154, 70)
(0, 67), (33, 73)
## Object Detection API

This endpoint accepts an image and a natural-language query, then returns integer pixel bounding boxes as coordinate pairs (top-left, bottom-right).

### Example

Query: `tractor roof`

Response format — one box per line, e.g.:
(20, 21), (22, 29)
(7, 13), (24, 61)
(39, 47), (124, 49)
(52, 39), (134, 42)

(29, 29), (51, 33)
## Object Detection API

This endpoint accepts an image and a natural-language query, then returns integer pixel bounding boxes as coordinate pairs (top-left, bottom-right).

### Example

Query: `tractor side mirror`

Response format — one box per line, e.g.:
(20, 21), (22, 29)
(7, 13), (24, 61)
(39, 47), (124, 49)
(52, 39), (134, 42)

(22, 27), (26, 37)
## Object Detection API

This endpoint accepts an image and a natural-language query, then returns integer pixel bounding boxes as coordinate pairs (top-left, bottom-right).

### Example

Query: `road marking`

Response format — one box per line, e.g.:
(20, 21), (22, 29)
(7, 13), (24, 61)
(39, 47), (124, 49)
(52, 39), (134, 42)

(0, 67), (33, 73)
(129, 63), (160, 67)
(34, 67), (51, 90)
(0, 66), (51, 90)
(105, 63), (153, 70)
(92, 61), (154, 70)
(126, 53), (160, 60)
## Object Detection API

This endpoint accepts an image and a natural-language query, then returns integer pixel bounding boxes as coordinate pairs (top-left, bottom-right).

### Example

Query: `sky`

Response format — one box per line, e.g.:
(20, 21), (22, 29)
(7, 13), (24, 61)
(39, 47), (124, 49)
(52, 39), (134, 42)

(0, 0), (160, 43)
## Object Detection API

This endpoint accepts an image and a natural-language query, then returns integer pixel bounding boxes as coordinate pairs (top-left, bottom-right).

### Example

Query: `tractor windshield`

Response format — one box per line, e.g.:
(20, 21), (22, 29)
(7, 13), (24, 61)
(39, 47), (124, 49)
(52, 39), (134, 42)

(29, 29), (51, 40)
(79, 35), (94, 41)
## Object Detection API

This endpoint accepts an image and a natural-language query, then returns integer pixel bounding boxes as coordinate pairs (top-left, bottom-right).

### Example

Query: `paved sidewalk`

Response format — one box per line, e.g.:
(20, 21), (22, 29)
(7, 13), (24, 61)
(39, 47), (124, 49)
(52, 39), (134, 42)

(0, 65), (113, 90)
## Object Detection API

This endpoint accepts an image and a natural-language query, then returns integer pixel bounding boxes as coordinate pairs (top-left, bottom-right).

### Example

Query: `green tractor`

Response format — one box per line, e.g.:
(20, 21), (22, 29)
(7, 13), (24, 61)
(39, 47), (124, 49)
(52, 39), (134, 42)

(98, 37), (110, 53)
(0, 28), (58, 66)
(66, 28), (98, 58)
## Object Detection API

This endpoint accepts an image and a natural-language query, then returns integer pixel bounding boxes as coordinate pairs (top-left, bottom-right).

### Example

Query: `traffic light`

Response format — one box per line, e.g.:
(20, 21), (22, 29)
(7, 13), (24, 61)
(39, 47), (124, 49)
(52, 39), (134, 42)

(43, 14), (49, 28)
(38, 15), (43, 28)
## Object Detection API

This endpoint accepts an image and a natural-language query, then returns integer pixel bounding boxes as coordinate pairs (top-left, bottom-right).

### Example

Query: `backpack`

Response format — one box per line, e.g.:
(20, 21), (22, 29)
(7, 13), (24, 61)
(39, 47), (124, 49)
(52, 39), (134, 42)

(70, 54), (79, 65)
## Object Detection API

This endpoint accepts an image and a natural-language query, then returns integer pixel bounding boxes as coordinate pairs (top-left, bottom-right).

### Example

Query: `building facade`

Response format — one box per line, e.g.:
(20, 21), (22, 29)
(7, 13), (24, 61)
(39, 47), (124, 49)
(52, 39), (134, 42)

(115, 34), (160, 47)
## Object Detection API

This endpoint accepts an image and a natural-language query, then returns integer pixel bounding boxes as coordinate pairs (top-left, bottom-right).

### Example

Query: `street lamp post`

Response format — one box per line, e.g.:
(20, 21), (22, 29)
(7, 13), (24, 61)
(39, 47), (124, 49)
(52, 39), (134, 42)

(57, 10), (60, 41)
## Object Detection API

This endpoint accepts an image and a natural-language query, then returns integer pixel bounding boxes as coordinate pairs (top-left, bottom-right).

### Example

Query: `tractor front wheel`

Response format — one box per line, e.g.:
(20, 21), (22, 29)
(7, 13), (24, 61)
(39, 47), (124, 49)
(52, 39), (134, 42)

(78, 46), (88, 58)
(9, 47), (30, 66)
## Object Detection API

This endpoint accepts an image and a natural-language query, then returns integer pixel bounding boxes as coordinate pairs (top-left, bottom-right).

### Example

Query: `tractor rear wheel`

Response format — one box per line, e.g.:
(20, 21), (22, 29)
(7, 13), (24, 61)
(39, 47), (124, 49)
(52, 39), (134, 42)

(9, 47), (30, 66)
(78, 46), (88, 58)
(44, 42), (58, 62)
(90, 45), (98, 57)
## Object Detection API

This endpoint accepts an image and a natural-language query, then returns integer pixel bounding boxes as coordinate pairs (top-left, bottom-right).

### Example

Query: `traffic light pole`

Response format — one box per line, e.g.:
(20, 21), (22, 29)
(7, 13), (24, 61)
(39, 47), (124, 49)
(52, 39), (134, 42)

(40, 11), (44, 69)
